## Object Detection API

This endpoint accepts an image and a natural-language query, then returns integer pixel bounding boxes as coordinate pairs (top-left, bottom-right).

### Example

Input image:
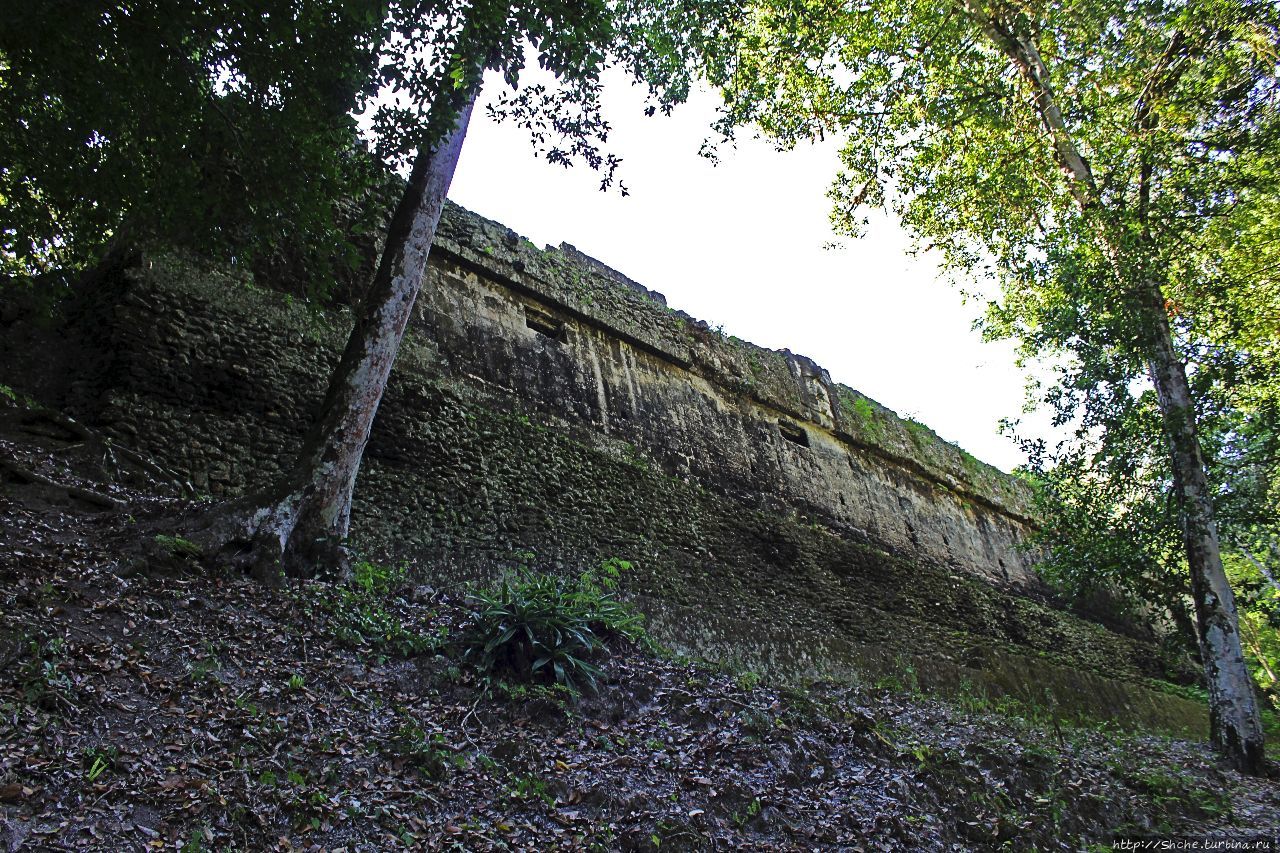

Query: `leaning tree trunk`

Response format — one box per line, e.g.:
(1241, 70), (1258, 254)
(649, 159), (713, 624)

(195, 81), (481, 582)
(1138, 276), (1266, 774)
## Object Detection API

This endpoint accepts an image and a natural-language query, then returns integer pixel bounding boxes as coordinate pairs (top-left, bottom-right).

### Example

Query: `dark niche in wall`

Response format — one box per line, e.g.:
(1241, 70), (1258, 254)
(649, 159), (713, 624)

(778, 420), (810, 448)
(524, 304), (567, 343)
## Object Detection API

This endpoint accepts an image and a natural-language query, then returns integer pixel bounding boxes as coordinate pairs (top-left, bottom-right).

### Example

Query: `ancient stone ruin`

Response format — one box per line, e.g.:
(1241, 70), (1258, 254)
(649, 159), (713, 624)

(0, 202), (1205, 733)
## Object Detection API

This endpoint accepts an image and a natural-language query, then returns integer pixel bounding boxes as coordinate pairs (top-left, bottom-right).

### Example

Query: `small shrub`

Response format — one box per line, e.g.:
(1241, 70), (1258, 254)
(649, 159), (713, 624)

(464, 558), (646, 694)
(738, 706), (776, 737)
(352, 560), (409, 596)
(82, 746), (118, 782)
(1123, 765), (1232, 823)
(845, 395), (884, 441)
(292, 561), (434, 658)
(733, 797), (763, 827)
(181, 825), (214, 853)
(16, 634), (74, 711)
(390, 722), (455, 780)
(186, 641), (222, 685)
(326, 589), (434, 657)
(508, 773), (554, 805)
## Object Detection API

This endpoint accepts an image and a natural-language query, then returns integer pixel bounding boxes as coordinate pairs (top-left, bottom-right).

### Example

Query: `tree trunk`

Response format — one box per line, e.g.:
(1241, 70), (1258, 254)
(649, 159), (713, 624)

(1240, 616), (1277, 689)
(1138, 277), (1266, 774)
(968, 10), (1266, 773)
(194, 81), (480, 582)
(1241, 545), (1280, 597)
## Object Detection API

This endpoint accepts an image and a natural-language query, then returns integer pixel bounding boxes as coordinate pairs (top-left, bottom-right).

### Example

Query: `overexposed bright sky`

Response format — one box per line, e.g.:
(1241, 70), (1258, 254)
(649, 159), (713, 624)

(447, 73), (1046, 472)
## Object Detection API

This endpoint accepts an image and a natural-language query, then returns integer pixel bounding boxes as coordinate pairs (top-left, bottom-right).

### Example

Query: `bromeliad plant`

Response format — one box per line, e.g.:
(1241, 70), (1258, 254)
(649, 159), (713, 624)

(464, 558), (646, 694)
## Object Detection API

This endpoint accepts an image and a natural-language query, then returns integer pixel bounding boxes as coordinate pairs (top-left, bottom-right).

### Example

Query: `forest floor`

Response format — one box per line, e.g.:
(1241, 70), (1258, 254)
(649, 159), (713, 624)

(2, 399), (1280, 851)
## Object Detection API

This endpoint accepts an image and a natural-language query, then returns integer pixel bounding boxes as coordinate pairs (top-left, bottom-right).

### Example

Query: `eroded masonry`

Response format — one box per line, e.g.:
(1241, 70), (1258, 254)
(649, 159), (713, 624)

(0, 202), (1205, 733)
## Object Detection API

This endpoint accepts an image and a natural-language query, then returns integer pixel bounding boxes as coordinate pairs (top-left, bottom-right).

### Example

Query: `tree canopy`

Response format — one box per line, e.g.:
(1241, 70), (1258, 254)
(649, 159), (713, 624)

(0, 1), (390, 293)
(1, 0), (736, 291)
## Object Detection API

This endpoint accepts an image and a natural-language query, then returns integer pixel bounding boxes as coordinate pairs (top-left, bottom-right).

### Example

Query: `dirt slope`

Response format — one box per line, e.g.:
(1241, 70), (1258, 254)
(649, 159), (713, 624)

(1, 399), (1278, 851)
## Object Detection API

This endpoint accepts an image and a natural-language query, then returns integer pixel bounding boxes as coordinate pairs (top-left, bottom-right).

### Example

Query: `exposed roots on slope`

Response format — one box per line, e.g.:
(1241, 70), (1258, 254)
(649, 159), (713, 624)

(181, 489), (353, 585)
(0, 393), (350, 585)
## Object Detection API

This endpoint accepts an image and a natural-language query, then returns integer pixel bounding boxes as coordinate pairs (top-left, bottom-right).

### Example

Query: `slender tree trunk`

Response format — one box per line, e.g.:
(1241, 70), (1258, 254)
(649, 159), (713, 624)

(969, 11), (1267, 773)
(195, 81), (481, 582)
(1241, 545), (1280, 596)
(1240, 616), (1277, 688)
(1136, 276), (1266, 774)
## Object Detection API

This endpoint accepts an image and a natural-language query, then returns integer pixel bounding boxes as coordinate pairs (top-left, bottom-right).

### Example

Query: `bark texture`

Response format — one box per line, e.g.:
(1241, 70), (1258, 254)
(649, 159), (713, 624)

(1138, 279), (1266, 774)
(194, 83), (480, 582)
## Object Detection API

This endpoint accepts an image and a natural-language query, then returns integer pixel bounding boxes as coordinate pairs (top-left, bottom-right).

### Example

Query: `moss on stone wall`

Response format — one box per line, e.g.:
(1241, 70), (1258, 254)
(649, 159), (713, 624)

(0, 251), (1207, 736)
(434, 203), (1036, 521)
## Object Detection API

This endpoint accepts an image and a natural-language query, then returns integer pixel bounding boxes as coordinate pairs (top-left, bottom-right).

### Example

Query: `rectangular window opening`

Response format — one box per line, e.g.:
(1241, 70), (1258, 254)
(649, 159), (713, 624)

(524, 305), (566, 342)
(778, 420), (810, 448)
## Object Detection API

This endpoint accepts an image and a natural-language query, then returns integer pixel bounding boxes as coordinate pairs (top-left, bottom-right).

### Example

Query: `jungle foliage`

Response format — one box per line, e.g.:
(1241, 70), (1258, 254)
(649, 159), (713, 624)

(0, 1), (391, 297)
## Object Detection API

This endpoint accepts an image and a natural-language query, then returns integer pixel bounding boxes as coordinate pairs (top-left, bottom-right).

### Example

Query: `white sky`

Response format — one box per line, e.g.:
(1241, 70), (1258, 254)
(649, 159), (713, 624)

(446, 74), (1050, 472)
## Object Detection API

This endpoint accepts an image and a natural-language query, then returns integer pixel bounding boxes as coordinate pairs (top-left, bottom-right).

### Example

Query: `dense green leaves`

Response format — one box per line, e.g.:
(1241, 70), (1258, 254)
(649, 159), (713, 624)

(367, 0), (741, 190)
(705, 0), (1280, 317)
(0, 1), (387, 293)
(1, 1), (738, 288)
(463, 559), (647, 695)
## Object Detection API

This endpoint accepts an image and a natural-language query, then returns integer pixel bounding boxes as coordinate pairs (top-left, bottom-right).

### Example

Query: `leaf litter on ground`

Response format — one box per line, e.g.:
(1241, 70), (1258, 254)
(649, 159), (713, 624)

(1, 402), (1278, 851)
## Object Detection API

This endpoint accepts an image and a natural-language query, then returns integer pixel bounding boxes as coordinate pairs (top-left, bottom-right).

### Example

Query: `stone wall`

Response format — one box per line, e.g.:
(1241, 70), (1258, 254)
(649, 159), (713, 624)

(0, 206), (1206, 734)
(427, 206), (1038, 589)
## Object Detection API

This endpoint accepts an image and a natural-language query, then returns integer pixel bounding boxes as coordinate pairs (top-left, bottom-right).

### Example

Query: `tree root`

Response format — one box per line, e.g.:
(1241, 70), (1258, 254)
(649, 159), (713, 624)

(2, 393), (352, 586)
(30, 410), (193, 495)
(181, 492), (352, 586)
(0, 458), (125, 510)
(5, 396), (194, 496)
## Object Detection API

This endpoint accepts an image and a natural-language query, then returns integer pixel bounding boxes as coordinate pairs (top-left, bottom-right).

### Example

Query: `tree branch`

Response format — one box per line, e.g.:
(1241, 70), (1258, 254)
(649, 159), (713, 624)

(957, 0), (1098, 205)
